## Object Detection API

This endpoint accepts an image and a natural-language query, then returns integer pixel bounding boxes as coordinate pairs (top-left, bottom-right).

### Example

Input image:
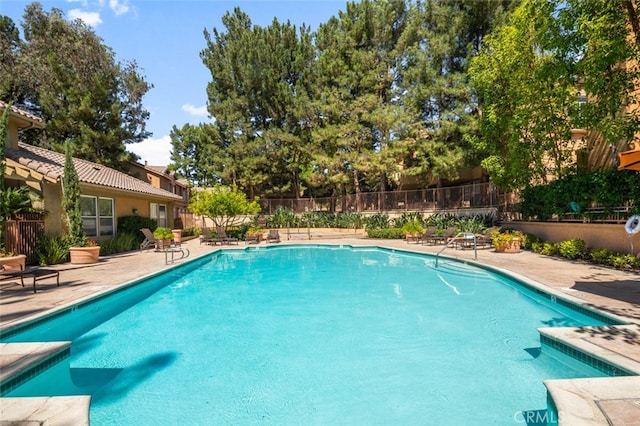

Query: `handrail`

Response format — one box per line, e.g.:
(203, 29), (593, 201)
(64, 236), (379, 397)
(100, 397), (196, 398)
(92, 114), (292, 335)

(435, 232), (477, 267)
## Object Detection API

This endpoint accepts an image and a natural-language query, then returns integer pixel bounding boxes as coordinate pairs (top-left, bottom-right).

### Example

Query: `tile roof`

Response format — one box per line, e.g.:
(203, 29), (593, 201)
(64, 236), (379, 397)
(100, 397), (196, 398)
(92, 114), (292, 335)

(5, 143), (181, 200)
(0, 100), (44, 128)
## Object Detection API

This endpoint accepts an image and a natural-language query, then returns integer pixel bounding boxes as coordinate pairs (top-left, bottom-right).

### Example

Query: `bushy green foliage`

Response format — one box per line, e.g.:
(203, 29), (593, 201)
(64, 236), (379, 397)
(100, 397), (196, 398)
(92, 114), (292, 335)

(401, 221), (424, 236)
(610, 254), (640, 270)
(526, 233), (639, 270)
(557, 238), (587, 260)
(521, 169), (640, 221)
(35, 234), (69, 265)
(267, 207), (297, 228)
(365, 214), (391, 230)
(538, 242), (559, 256)
(99, 233), (138, 255)
(153, 227), (174, 240)
(366, 228), (404, 239)
(521, 233), (542, 250)
(393, 212), (425, 228)
(117, 215), (158, 243)
(589, 248), (613, 264)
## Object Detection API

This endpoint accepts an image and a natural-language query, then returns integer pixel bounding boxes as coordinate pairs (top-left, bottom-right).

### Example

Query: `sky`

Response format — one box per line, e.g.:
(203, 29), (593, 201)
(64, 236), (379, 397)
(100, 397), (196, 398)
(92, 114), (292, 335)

(0, 0), (347, 165)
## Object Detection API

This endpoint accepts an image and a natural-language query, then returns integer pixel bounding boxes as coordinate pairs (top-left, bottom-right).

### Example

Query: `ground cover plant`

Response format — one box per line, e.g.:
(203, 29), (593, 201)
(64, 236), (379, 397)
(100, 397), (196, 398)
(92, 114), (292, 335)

(524, 233), (639, 271)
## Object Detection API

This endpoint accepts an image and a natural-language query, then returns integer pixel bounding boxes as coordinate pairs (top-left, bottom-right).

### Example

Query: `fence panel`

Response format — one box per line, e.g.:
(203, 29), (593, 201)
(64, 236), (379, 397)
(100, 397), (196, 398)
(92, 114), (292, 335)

(5, 214), (45, 264)
(260, 183), (503, 215)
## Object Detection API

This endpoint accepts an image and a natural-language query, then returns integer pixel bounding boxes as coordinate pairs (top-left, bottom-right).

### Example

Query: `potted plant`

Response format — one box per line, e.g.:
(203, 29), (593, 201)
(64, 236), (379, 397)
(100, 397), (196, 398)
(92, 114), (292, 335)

(0, 249), (26, 271)
(491, 230), (524, 253)
(62, 141), (100, 264)
(244, 226), (264, 243)
(153, 227), (174, 249)
(401, 221), (424, 243)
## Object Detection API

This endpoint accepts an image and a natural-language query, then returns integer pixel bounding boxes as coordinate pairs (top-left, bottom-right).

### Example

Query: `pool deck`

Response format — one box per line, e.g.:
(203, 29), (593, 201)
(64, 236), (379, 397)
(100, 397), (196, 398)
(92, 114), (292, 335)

(1, 236), (639, 425)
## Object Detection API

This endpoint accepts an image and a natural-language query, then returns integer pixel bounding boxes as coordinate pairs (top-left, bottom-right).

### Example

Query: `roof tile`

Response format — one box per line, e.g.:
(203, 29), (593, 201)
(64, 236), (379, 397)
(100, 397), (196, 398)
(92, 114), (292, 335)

(6, 143), (181, 200)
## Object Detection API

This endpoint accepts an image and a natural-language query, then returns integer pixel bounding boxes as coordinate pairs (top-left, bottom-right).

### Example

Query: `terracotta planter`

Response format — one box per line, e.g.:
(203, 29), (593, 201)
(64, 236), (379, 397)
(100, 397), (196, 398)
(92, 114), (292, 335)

(69, 246), (100, 264)
(494, 238), (521, 253)
(171, 229), (183, 244)
(0, 254), (26, 271)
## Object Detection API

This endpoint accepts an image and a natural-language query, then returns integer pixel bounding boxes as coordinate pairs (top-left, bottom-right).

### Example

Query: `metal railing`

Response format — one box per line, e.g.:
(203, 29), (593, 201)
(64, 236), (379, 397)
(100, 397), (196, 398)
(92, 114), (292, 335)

(260, 182), (502, 215)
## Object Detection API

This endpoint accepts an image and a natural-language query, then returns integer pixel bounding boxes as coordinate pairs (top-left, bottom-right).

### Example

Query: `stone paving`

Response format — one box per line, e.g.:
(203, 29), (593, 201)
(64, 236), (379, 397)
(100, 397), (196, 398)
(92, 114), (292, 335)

(1, 236), (639, 425)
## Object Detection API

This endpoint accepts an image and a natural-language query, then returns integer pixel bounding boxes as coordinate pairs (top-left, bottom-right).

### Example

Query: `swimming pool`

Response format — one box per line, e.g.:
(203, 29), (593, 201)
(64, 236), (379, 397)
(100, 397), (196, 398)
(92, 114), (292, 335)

(1, 245), (621, 424)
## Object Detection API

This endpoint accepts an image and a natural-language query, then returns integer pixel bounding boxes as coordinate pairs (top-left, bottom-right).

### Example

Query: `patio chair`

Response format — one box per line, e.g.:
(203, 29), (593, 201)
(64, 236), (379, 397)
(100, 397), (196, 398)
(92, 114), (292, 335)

(0, 264), (60, 293)
(427, 227), (457, 245)
(244, 232), (261, 244)
(475, 227), (500, 249)
(140, 228), (158, 250)
(266, 229), (281, 244)
(200, 227), (222, 245)
(416, 227), (437, 244)
(216, 226), (239, 245)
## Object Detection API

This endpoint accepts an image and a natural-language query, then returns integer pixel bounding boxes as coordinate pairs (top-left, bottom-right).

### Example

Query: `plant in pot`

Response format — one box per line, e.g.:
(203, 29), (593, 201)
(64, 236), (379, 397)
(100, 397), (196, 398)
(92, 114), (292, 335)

(62, 141), (100, 264)
(491, 230), (524, 253)
(401, 221), (424, 243)
(245, 226), (264, 243)
(153, 227), (174, 250)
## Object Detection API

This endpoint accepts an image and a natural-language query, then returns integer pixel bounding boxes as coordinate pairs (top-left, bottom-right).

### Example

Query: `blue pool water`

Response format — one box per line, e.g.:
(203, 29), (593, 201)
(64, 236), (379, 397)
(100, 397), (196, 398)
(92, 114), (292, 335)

(3, 246), (614, 424)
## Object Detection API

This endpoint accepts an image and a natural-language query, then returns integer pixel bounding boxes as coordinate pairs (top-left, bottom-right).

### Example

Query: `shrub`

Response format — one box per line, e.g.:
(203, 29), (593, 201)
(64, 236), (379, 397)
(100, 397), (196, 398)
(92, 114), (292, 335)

(401, 221), (424, 236)
(610, 254), (639, 270)
(35, 234), (69, 265)
(522, 233), (542, 250)
(590, 248), (613, 265)
(153, 227), (174, 240)
(393, 212), (425, 228)
(538, 242), (559, 256)
(118, 215), (158, 243)
(366, 228), (404, 239)
(267, 207), (296, 228)
(557, 238), (587, 260)
(99, 233), (138, 255)
(365, 213), (390, 230)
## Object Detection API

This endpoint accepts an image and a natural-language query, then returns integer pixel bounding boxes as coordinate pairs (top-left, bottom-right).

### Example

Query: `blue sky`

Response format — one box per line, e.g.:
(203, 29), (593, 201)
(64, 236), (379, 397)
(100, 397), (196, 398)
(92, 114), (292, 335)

(0, 0), (347, 165)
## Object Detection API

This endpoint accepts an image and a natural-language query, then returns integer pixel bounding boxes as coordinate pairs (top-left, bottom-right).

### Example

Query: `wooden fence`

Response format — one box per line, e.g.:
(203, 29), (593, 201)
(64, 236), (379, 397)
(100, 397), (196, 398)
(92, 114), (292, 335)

(4, 214), (45, 264)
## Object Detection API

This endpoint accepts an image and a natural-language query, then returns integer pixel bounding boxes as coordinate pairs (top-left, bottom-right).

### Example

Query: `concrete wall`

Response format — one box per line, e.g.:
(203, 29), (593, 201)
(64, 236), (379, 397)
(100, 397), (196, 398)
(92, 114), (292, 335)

(508, 222), (638, 254)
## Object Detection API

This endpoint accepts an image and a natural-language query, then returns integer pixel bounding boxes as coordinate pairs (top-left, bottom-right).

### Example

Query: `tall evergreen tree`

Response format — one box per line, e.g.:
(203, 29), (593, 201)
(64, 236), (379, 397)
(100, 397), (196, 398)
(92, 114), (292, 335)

(310, 0), (413, 202)
(201, 8), (315, 198)
(0, 4), (152, 170)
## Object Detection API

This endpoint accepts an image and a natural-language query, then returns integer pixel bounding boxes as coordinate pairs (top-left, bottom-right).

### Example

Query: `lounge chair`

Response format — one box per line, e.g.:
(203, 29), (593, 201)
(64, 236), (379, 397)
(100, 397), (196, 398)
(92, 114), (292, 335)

(453, 227), (499, 250)
(426, 227), (457, 245)
(200, 227), (222, 245)
(417, 227), (437, 244)
(140, 228), (158, 250)
(0, 264), (60, 293)
(266, 229), (281, 243)
(216, 226), (239, 245)
(244, 232), (261, 244)
(475, 227), (500, 249)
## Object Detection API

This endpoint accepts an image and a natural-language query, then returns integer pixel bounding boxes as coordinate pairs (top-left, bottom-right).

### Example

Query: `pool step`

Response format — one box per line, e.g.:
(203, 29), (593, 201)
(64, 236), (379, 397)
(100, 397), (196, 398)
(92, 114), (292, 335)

(0, 342), (91, 425)
(0, 341), (70, 394)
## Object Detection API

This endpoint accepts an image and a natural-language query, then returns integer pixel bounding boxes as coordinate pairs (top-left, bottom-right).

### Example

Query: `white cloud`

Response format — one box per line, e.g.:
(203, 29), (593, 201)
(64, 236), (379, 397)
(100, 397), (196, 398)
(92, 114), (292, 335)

(182, 104), (208, 117)
(68, 9), (103, 26)
(129, 135), (172, 166)
(109, 0), (130, 16)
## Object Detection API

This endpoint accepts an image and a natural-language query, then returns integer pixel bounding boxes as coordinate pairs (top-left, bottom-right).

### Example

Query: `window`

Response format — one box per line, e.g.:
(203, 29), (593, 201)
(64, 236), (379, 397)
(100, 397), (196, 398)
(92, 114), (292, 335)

(80, 196), (114, 237)
(150, 203), (168, 228)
